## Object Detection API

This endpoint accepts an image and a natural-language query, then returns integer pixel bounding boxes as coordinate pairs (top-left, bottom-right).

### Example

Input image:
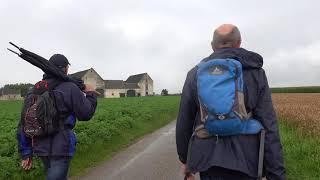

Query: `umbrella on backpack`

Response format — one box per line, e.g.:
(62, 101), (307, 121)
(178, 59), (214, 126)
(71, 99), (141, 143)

(7, 42), (85, 91)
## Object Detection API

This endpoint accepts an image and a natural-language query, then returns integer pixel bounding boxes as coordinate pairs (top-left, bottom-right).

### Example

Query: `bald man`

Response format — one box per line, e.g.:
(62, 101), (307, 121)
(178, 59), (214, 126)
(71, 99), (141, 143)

(176, 24), (286, 180)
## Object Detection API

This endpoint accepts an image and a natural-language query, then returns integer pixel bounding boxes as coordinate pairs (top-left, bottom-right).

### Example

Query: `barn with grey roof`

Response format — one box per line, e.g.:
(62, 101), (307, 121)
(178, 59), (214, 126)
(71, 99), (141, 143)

(69, 68), (153, 98)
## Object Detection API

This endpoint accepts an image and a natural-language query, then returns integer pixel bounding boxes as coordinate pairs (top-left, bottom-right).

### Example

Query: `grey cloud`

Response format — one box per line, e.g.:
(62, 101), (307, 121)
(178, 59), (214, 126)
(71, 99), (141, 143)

(1, 0), (319, 92)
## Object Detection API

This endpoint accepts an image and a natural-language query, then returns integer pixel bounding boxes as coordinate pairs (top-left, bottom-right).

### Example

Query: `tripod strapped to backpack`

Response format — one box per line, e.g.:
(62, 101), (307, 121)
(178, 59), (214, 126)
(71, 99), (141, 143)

(7, 42), (86, 91)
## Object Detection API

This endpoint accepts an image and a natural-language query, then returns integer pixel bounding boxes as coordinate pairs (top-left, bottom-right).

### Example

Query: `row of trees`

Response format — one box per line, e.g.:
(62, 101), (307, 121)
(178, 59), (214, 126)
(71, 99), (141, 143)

(0, 83), (33, 97)
(161, 89), (169, 96)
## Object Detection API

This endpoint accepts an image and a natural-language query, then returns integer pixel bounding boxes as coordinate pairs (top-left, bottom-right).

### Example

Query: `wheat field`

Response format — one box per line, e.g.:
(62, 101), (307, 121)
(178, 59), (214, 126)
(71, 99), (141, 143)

(272, 93), (320, 136)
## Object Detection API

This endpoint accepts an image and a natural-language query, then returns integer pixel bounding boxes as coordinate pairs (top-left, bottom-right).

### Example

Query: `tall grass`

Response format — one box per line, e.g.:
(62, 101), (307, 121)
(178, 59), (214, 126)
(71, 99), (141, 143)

(273, 94), (320, 179)
(279, 120), (320, 179)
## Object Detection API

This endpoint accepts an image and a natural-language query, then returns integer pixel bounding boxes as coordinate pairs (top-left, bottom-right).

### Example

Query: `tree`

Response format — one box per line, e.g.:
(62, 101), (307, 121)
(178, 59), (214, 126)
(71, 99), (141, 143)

(0, 83), (33, 97)
(161, 89), (168, 96)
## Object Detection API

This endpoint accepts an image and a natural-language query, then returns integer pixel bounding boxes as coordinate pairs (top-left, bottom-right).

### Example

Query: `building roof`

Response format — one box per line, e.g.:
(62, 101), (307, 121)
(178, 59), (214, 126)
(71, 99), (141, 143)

(105, 80), (125, 89)
(104, 80), (140, 89)
(124, 83), (140, 89)
(69, 69), (149, 90)
(69, 69), (90, 79)
(126, 73), (148, 83)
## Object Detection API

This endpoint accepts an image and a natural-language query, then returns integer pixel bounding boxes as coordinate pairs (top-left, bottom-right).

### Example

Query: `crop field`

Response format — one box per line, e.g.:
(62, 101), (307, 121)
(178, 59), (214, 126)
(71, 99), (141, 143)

(272, 93), (320, 179)
(273, 93), (320, 135)
(0, 96), (180, 180)
(0, 93), (319, 179)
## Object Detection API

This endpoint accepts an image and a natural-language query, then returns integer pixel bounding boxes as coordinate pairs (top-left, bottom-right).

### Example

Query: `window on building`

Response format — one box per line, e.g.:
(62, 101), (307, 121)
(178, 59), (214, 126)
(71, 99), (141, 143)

(112, 93), (114, 96)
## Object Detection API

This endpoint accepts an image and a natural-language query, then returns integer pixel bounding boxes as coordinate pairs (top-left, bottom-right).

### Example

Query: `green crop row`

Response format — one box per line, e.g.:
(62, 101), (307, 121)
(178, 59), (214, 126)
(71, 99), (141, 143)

(271, 86), (320, 93)
(0, 96), (180, 180)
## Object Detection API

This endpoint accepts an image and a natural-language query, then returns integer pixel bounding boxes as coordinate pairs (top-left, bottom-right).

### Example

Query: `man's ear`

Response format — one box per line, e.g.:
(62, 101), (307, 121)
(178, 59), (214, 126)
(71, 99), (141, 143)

(64, 66), (69, 75)
(235, 39), (241, 48)
(211, 41), (215, 51)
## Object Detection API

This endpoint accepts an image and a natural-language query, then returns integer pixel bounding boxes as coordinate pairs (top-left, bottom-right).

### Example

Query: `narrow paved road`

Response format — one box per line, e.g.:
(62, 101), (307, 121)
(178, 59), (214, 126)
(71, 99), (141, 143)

(77, 120), (200, 180)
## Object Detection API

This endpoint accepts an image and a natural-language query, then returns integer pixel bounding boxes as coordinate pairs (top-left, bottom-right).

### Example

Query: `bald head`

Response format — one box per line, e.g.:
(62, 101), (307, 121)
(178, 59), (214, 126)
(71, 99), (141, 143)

(211, 24), (242, 51)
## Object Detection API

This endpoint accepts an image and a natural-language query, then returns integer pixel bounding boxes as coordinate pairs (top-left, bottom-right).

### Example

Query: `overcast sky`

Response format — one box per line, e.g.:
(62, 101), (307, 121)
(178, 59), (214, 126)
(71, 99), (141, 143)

(0, 0), (319, 93)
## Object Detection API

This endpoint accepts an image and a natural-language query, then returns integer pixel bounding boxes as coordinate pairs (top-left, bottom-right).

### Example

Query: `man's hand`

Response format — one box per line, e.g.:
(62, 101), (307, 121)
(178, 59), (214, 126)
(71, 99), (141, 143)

(181, 164), (195, 180)
(21, 158), (32, 171)
(84, 84), (101, 96)
(84, 84), (95, 92)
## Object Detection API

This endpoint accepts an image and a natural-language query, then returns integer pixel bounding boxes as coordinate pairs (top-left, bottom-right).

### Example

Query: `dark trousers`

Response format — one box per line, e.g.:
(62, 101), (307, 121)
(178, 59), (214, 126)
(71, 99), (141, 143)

(200, 166), (256, 180)
(200, 174), (256, 180)
(41, 156), (71, 180)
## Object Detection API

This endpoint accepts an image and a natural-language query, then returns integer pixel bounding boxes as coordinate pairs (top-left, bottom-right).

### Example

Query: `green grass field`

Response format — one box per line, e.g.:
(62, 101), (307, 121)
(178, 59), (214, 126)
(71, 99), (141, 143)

(279, 120), (320, 180)
(0, 96), (180, 180)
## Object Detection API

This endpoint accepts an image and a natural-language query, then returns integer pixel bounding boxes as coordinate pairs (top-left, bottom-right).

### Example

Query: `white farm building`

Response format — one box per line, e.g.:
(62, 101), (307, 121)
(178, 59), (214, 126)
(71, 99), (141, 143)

(70, 68), (154, 98)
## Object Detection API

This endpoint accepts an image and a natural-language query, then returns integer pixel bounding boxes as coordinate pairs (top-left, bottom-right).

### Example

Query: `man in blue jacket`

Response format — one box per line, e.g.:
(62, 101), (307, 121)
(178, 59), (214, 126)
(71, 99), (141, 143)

(17, 54), (98, 180)
(176, 24), (286, 180)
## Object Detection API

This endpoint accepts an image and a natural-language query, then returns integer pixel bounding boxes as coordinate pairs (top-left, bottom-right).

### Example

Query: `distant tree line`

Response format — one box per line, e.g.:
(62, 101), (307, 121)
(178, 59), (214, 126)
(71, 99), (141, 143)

(161, 89), (168, 96)
(271, 86), (320, 93)
(161, 89), (181, 96)
(0, 83), (33, 97)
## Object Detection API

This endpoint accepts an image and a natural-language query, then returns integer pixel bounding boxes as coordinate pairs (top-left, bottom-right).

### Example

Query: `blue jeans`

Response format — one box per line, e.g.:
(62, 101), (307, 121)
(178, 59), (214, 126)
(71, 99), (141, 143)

(41, 156), (71, 180)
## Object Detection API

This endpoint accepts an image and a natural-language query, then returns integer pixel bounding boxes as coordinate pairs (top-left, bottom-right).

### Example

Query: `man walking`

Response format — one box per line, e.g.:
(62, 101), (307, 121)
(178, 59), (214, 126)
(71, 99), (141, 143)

(176, 24), (286, 180)
(17, 54), (98, 180)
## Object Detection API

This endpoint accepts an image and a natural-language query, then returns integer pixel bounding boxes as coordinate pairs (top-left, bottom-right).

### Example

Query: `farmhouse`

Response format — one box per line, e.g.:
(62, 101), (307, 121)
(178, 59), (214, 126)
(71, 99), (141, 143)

(0, 88), (23, 100)
(70, 68), (154, 98)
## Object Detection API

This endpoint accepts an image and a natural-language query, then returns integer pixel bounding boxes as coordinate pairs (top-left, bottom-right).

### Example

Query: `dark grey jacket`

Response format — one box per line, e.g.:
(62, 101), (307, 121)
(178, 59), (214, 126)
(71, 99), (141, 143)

(176, 48), (286, 179)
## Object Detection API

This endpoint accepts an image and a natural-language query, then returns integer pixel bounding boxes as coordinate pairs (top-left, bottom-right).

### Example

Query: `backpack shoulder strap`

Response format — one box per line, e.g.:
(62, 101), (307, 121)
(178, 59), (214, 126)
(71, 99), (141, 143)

(32, 80), (61, 95)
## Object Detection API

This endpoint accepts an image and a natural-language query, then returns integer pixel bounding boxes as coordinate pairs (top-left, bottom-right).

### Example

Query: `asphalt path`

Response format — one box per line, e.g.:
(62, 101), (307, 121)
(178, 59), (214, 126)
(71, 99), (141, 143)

(77, 120), (200, 180)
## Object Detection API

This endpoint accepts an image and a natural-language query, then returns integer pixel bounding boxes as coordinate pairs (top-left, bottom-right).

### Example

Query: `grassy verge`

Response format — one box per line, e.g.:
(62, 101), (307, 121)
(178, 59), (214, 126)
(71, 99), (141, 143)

(279, 120), (320, 179)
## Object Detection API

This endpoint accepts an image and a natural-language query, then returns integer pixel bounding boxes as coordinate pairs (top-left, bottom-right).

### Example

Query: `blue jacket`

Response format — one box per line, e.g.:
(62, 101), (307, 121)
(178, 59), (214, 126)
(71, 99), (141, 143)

(17, 78), (97, 159)
(176, 48), (286, 179)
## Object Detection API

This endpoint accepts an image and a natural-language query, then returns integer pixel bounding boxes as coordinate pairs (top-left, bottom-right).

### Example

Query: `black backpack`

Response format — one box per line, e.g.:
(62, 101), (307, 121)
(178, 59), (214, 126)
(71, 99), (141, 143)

(22, 80), (61, 138)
